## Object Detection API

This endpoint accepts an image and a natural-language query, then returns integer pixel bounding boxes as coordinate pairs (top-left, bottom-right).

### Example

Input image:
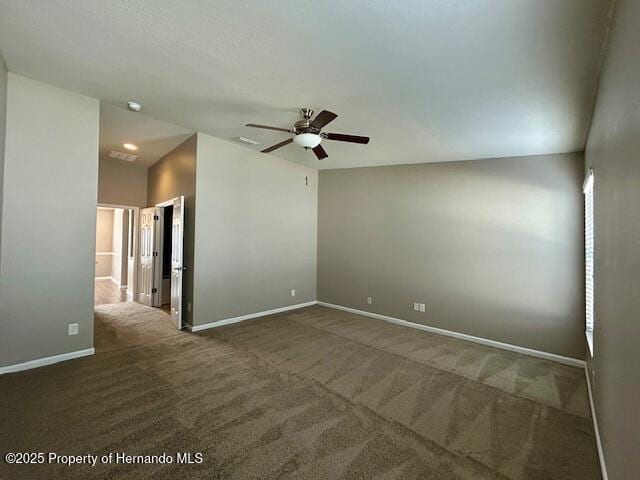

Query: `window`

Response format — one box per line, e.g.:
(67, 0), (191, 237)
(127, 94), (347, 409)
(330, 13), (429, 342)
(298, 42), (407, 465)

(583, 169), (595, 356)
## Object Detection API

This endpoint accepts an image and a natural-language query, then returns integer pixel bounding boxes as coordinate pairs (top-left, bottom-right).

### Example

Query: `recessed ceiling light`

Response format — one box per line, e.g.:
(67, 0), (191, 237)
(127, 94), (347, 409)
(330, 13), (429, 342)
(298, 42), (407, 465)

(123, 143), (138, 151)
(127, 101), (142, 112)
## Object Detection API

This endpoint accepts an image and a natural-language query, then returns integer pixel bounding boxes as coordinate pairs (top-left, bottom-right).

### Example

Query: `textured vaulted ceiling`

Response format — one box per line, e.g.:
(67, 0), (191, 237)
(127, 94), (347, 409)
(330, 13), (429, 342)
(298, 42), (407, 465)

(0, 0), (613, 169)
(99, 103), (193, 167)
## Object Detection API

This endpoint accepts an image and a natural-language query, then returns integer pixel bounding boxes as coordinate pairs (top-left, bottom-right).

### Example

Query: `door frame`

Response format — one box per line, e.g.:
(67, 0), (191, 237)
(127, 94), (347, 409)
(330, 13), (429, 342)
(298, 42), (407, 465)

(97, 203), (141, 302)
(155, 199), (176, 208)
(154, 197), (180, 313)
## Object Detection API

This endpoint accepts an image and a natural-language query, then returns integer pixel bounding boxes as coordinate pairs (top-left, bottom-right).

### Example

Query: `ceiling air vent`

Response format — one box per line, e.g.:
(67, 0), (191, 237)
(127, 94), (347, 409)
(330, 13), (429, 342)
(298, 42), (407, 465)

(109, 150), (138, 162)
(235, 136), (261, 146)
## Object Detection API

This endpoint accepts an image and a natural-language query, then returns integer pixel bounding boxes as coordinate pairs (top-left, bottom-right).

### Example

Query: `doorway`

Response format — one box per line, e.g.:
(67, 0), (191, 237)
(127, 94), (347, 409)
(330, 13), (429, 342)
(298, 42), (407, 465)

(138, 196), (185, 329)
(94, 204), (139, 305)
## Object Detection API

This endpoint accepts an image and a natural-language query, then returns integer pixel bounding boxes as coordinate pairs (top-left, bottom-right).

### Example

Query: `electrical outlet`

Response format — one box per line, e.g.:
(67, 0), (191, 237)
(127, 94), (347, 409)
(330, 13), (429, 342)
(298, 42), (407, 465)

(187, 302), (191, 312)
(367, 296), (373, 305)
(419, 303), (426, 312)
(68, 323), (79, 335)
(291, 289), (296, 297)
(413, 303), (419, 311)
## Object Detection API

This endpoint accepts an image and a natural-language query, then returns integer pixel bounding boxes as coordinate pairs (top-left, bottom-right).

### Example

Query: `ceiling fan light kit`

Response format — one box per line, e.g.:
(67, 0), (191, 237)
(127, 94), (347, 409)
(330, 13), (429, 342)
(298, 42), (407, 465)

(293, 133), (322, 149)
(246, 108), (370, 160)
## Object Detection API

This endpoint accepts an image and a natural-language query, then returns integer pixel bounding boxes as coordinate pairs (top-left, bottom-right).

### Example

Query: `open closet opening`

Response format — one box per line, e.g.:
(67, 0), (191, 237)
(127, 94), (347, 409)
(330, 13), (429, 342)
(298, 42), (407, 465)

(161, 204), (174, 310)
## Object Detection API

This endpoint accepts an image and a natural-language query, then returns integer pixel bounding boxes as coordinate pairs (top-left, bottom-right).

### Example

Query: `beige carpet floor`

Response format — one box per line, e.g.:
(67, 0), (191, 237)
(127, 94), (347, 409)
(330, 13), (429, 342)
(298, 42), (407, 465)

(0, 303), (600, 479)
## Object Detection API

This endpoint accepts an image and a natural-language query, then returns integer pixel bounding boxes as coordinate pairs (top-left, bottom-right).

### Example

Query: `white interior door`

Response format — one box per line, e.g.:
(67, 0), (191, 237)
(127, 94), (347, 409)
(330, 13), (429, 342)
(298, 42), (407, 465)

(138, 207), (160, 306)
(171, 196), (185, 329)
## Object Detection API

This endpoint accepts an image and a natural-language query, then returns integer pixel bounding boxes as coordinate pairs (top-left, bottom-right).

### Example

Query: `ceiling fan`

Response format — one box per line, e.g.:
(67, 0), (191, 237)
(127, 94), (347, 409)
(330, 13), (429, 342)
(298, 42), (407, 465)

(246, 108), (369, 160)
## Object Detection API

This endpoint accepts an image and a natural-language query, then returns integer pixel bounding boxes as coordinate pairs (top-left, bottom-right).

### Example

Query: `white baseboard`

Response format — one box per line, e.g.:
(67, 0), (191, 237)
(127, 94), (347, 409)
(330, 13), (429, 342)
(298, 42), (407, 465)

(187, 301), (318, 332)
(584, 365), (608, 480)
(0, 348), (95, 375)
(95, 276), (111, 281)
(317, 302), (585, 368)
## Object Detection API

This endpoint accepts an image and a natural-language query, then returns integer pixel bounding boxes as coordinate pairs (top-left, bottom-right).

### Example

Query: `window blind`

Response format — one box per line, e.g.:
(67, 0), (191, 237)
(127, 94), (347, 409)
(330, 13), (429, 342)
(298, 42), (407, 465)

(583, 169), (594, 353)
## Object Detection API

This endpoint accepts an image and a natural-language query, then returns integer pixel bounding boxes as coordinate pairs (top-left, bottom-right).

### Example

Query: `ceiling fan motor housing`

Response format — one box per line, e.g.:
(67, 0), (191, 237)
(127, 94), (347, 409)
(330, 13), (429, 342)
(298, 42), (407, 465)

(294, 108), (321, 135)
(293, 119), (319, 135)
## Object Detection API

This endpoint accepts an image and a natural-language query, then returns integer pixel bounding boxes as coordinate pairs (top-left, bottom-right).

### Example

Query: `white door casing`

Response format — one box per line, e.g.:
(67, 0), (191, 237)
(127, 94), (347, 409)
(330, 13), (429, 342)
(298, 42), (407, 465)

(171, 196), (185, 329)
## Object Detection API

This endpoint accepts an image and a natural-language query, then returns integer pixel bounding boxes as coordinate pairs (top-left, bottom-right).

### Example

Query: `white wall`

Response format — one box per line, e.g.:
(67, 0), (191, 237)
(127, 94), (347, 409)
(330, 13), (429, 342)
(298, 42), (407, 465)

(192, 133), (317, 326)
(0, 74), (99, 367)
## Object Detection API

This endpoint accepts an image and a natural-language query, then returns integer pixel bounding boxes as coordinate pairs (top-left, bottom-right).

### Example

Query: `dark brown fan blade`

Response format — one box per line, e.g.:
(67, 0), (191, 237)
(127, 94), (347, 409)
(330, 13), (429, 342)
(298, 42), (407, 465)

(246, 123), (291, 133)
(261, 138), (293, 153)
(310, 110), (337, 129)
(312, 144), (328, 160)
(325, 133), (370, 144)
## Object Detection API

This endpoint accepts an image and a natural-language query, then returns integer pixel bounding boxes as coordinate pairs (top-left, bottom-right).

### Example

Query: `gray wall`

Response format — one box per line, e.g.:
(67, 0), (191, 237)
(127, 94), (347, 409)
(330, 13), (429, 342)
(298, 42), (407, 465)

(192, 133), (317, 326)
(98, 157), (147, 207)
(147, 135), (197, 325)
(318, 153), (585, 359)
(0, 56), (7, 266)
(0, 74), (99, 366)
(583, 0), (640, 477)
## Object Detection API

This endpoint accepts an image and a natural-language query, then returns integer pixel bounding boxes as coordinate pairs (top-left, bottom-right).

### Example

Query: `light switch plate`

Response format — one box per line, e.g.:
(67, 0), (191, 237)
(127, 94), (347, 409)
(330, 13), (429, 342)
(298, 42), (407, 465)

(291, 289), (296, 297)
